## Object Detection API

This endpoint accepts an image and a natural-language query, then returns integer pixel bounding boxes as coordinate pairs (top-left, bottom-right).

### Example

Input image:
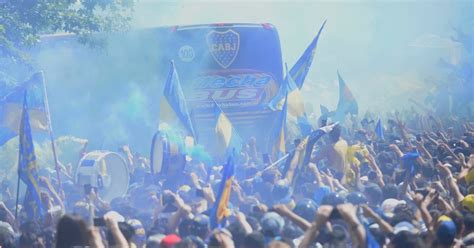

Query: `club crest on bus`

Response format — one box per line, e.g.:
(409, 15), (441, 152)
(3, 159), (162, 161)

(207, 29), (240, 69)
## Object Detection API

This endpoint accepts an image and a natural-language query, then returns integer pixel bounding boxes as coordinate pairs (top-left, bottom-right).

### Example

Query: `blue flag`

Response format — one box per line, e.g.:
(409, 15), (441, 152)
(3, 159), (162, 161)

(159, 61), (197, 140)
(18, 92), (44, 219)
(375, 119), (384, 140)
(214, 103), (243, 158)
(402, 151), (420, 178)
(365, 224), (381, 248)
(210, 155), (235, 229)
(290, 20), (327, 89)
(0, 72), (48, 146)
(270, 91), (288, 159)
(333, 71), (358, 121)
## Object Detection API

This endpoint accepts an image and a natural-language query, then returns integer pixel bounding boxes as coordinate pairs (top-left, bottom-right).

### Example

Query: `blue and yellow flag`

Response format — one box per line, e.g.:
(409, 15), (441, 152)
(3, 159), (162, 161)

(375, 119), (384, 140)
(18, 92), (44, 219)
(290, 20), (327, 89)
(270, 91), (288, 160)
(333, 71), (358, 121)
(159, 61), (197, 139)
(214, 103), (243, 158)
(0, 72), (48, 146)
(210, 155), (235, 229)
(268, 64), (312, 136)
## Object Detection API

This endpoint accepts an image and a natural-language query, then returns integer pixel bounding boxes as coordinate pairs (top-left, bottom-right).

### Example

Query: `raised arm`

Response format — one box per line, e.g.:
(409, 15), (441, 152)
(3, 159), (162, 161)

(273, 204), (311, 231)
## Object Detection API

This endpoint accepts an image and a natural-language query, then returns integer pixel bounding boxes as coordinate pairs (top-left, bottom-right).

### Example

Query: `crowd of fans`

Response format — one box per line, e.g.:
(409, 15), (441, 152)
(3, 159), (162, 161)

(0, 110), (474, 248)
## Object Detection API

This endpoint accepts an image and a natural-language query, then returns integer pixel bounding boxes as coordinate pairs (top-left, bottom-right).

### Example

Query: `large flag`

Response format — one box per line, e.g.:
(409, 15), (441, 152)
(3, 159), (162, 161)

(270, 91), (288, 160)
(159, 61), (197, 139)
(289, 20), (327, 89)
(375, 119), (384, 140)
(333, 71), (358, 122)
(214, 103), (243, 158)
(0, 72), (48, 146)
(18, 92), (44, 219)
(268, 64), (312, 136)
(210, 155), (235, 229)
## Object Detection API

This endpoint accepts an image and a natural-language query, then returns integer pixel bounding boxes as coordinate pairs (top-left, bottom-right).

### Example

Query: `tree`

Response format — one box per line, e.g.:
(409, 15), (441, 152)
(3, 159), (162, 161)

(0, 0), (135, 65)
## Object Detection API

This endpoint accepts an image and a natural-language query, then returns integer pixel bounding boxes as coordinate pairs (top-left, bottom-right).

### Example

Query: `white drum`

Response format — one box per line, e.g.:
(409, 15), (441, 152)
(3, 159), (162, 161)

(150, 131), (186, 176)
(75, 151), (129, 201)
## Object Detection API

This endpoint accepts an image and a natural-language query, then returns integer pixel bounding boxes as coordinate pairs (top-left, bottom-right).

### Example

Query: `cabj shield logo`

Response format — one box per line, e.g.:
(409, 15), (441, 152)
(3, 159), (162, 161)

(207, 29), (240, 69)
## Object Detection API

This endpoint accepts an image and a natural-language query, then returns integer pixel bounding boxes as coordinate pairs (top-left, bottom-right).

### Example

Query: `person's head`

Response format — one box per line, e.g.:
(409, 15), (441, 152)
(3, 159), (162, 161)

(435, 216), (456, 247)
(262, 169), (281, 184)
(19, 232), (44, 248)
(160, 234), (182, 248)
(381, 198), (406, 219)
(241, 232), (264, 248)
(107, 221), (135, 246)
(127, 219), (147, 247)
(227, 222), (247, 248)
(293, 198), (318, 222)
(189, 215), (210, 239)
(260, 212), (285, 238)
(321, 192), (345, 207)
(382, 184), (398, 200)
(146, 234), (165, 248)
(266, 240), (291, 248)
(208, 229), (234, 248)
(0, 222), (15, 248)
(389, 231), (423, 248)
(364, 183), (383, 206)
(175, 237), (198, 248)
(56, 215), (90, 248)
(463, 213), (474, 235)
(346, 191), (368, 205)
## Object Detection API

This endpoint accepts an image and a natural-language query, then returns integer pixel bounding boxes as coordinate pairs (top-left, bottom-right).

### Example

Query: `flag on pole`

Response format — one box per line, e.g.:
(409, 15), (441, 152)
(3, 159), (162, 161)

(18, 92), (44, 219)
(270, 91), (288, 160)
(375, 119), (384, 140)
(214, 103), (243, 158)
(0, 72), (48, 146)
(333, 71), (358, 122)
(159, 61), (197, 140)
(210, 155), (235, 229)
(268, 64), (312, 136)
(289, 20), (327, 89)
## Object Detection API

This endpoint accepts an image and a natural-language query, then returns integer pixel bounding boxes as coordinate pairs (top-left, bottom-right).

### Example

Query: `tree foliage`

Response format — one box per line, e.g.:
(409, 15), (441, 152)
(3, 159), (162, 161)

(0, 0), (135, 64)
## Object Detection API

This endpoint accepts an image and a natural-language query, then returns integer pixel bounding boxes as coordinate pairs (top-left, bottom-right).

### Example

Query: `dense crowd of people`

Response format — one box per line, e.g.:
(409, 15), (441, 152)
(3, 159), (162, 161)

(0, 110), (474, 248)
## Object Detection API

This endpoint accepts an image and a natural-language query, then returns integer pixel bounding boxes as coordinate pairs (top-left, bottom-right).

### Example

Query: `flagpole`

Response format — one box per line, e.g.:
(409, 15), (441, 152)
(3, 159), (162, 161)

(14, 90), (28, 219)
(39, 72), (62, 189)
(14, 140), (22, 219)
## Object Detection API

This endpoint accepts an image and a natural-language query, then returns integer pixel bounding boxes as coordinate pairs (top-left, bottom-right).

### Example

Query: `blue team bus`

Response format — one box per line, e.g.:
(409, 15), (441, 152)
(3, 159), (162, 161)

(164, 23), (284, 146)
(32, 23), (284, 152)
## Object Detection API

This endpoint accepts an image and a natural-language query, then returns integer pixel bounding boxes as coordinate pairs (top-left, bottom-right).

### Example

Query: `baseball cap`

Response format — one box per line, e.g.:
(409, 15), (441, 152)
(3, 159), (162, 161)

(347, 191), (368, 205)
(293, 198), (318, 222)
(321, 192), (345, 206)
(381, 198), (406, 218)
(127, 219), (146, 246)
(465, 169), (474, 185)
(436, 216), (456, 246)
(160, 234), (182, 247)
(462, 194), (474, 212)
(260, 212), (284, 237)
